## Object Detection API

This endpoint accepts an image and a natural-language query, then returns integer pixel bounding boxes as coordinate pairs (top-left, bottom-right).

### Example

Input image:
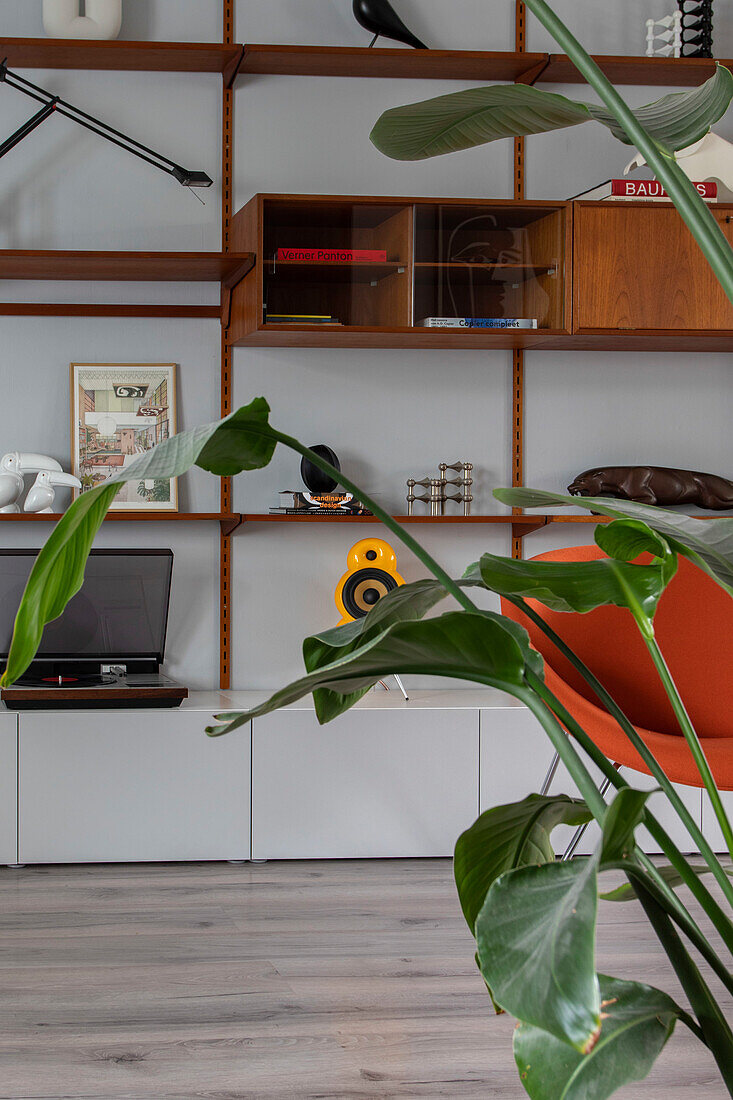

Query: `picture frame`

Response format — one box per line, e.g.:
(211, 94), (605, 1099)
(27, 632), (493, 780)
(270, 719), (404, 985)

(70, 363), (178, 511)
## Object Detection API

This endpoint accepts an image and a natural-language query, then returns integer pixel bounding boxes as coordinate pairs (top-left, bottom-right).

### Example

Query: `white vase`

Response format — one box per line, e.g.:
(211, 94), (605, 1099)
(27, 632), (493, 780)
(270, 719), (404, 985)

(43, 0), (122, 40)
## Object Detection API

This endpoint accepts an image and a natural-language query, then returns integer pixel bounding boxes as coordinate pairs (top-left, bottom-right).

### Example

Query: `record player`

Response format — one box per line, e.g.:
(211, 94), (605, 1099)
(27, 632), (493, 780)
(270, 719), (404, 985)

(1, 549), (187, 710)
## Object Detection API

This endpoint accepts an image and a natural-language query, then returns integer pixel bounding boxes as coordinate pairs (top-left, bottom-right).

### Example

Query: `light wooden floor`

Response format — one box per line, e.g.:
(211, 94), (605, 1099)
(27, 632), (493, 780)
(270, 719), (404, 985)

(0, 859), (730, 1099)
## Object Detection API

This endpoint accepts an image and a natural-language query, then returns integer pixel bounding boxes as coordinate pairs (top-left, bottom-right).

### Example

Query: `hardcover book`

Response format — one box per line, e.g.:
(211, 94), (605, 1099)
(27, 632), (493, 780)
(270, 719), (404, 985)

(276, 248), (388, 262)
(418, 317), (538, 329)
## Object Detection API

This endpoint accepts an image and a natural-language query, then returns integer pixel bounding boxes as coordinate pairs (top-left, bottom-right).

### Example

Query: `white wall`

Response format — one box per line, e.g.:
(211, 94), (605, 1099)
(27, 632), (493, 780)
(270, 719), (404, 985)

(0, 1), (730, 690)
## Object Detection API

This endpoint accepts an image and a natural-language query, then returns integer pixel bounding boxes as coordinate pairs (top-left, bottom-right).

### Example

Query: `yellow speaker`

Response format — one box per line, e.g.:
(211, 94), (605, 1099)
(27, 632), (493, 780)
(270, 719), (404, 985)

(335, 538), (405, 625)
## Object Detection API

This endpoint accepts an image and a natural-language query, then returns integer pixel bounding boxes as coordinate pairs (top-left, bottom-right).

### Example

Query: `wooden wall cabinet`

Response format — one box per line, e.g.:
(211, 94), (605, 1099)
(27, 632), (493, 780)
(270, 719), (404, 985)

(229, 194), (570, 347)
(573, 201), (733, 332)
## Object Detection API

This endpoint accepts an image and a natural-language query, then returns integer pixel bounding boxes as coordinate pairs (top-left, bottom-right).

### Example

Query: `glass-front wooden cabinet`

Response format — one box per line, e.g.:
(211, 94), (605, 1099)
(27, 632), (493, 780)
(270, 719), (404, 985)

(229, 194), (569, 346)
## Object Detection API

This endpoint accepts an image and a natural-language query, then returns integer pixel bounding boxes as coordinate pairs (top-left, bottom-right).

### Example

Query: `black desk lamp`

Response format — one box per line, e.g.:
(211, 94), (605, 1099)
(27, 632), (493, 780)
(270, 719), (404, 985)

(0, 61), (212, 188)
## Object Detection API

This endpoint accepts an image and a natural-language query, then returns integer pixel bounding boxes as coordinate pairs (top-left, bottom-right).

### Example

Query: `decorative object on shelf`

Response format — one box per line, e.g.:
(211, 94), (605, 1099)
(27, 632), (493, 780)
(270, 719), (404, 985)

(300, 444), (341, 494)
(352, 0), (428, 50)
(24, 469), (81, 513)
(645, 12), (682, 58)
(0, 62), (212, 190)
(625, 131), (733, 200)
(567, 464), (733, 509)
(43, 0), (122, 40)
(271, 444), (371, 516)
(406, 462), (473, 516)
(677, 0), (714, 57)
(0, 452), (65, 513)
(335, 538), (405, 624)
(70, 364), (178, 512)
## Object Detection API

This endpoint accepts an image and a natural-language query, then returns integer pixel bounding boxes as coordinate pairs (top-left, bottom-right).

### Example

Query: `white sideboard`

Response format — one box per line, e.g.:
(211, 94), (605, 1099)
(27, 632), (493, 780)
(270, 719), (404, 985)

(15, 693), (250, 865)
(0, 688), (719, 864)
(0, 712), (18, 864)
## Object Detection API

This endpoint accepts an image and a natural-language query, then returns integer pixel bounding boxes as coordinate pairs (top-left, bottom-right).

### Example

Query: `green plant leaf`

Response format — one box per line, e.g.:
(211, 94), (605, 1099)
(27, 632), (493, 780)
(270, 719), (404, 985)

(454, 794), (592, 933)
(513, 974), (680, 1099)
(601, 861), (733, 902)
(370, 66), (733, 161)
(206, 609), (537, 736)
(371, 84), (591, 161)
(594, 519), (670, 563)
(495, 486), (733, 598)
(0, 398), (277, 687)
(599, 787), (652, 864)
(303, 576), (539, 722)
(586, 66), (733, 148)
(475, 547), (675, 623)
(476, 855), (601, 1051)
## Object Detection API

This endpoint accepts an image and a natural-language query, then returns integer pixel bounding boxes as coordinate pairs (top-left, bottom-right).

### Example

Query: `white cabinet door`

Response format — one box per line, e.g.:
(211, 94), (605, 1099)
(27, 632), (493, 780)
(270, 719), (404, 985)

(701, 790), (733, 855)
(0, 712), (18, 865)
(252, 705), (479, 859)
(479, 705), (555, 812)
(18, 704), (250, 864)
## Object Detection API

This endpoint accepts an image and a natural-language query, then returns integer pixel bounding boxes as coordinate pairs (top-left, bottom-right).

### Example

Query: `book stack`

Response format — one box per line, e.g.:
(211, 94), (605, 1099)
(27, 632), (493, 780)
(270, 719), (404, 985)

(570, 179), (717, 202)
(418, 317), (538, 329)
(265, 313), (342, 325)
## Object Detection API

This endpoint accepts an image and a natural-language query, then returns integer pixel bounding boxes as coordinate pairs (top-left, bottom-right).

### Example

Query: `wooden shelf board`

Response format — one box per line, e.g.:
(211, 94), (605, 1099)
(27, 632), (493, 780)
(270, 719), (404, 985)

(0, 251), (254, 283)
(231, 325), (733, 351)
(236, 45), (731, 87)
(544, 54), (731, 87)
(265, 260), (406, 283)
(231, 325), (564, 349)
(0, 38), (242, 74)
(0, 303), (220, 318)
(546, 512), (722, 523)
(414, 261), (554, 283)
(0, 512), (238, 524)
(240, 513), (547, 527)
(238, 44), (548, 82)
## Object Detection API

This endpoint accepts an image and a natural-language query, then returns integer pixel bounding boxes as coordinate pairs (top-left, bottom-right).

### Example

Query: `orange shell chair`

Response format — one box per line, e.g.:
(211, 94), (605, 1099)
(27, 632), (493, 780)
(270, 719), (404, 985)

(500, 545), (733, 791)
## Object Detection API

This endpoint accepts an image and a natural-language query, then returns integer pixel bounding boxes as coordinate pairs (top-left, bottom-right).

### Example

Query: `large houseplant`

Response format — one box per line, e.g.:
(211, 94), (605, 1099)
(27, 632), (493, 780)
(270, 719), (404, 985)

(3, 3), (733, 1096)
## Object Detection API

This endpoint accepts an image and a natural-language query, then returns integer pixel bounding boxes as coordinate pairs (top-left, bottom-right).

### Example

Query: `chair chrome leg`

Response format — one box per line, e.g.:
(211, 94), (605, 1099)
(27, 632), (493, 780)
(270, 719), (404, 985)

(540, 751), (561, 796)
(561, 768), (620, 861)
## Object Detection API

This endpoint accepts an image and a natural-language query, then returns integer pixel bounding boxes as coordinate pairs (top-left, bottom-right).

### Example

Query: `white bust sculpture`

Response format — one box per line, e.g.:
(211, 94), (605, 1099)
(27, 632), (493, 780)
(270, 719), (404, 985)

(43, 0), (122, 40)
(625, 130), (733, 201)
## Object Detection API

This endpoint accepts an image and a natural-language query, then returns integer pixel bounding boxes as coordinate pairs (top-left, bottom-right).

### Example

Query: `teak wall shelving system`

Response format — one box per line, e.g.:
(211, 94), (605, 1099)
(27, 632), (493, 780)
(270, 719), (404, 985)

(1, 2), (729, 687)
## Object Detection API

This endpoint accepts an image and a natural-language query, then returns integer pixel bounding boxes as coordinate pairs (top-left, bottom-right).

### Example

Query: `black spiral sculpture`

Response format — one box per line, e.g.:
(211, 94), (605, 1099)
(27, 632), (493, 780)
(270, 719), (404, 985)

(677, 0), (713, 58)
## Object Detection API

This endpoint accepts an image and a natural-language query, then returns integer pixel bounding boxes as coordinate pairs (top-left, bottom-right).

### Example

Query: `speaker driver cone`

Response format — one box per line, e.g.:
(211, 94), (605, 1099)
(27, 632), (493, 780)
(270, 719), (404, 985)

(340, 568), (398, 618)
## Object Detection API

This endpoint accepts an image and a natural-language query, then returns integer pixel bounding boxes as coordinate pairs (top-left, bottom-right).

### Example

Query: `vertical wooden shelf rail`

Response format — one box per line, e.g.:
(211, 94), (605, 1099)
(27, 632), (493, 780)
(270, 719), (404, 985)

(219, 0), (235, 690)
(512, 0), (526, 561)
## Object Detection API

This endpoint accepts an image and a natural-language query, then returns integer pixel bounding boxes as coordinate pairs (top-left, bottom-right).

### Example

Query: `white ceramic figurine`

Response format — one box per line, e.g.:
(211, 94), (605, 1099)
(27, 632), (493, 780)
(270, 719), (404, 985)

(43, 0), (122, 40)
(625, 131), (733, 201)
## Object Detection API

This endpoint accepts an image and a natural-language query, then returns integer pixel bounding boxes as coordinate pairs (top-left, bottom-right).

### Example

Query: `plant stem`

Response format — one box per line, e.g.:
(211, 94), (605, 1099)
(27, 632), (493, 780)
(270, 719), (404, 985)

(511, 596), (733, 910)
(271, 429), (480, 614)
(633, 877), (733, 1093)
(522, 669), (608, 823)
(643, 634), (733, 862)
(522, 0), (733, 307)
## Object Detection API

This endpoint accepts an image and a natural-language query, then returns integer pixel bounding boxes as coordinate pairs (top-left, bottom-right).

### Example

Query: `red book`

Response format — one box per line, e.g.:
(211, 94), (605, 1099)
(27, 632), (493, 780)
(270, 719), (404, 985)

(276, 248), (388, 262)
(571, 178), (717, 201)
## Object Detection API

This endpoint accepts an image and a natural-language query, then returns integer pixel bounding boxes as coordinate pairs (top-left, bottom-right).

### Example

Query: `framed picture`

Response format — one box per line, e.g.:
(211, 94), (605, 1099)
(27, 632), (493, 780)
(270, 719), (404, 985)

(70, 363), (178, 511)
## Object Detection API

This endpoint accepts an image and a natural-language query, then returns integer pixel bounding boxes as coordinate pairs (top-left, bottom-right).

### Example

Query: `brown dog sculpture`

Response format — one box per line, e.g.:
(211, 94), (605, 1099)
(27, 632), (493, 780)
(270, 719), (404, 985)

(567, 466), (733, 510)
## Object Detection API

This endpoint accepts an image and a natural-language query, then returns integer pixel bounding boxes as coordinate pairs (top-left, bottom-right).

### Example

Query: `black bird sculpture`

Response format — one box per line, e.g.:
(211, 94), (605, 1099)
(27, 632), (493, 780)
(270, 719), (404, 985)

(352, 0), (429, 49)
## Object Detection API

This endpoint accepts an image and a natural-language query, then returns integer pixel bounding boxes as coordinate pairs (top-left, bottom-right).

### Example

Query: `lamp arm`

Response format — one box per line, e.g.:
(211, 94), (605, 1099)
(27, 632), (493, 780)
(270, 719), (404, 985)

(0, 62), (212, 188)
